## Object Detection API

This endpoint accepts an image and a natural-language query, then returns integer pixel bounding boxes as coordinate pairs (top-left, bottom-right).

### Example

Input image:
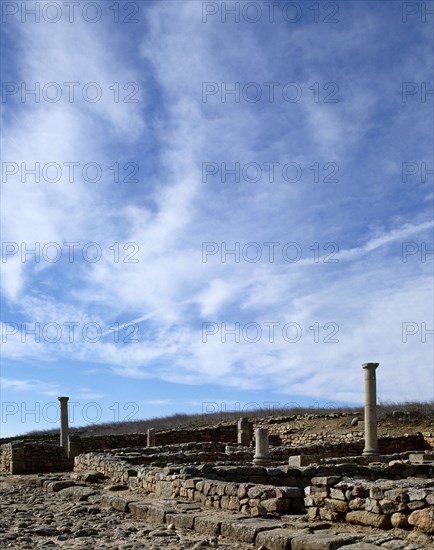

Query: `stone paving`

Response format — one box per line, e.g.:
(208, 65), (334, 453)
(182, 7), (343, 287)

(1, 473), (433, 550)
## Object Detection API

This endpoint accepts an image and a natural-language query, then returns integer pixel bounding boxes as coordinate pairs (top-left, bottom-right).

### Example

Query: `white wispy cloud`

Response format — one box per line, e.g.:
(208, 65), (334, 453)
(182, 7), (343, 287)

(1, 377), (60, 397)
(1, 0), (432, 425)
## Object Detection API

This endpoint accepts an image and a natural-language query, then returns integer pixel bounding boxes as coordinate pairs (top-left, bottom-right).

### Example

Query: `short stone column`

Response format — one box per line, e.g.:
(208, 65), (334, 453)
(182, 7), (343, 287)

(253, 428), (270, 465)
(362, 363), (380, 455)
(68, 434), (82, 461)
(58, 396), (69, 457)
(147, 428), (156, 447)
(237, 417), (252, 446)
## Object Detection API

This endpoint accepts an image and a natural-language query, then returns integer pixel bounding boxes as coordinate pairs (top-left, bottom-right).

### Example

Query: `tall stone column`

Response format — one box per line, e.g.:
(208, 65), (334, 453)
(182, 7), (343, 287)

(362, 363), (379, 455)
(147, 428), (156, 447)
(58, 396), (69, 457)
(253, 428), (270, 465)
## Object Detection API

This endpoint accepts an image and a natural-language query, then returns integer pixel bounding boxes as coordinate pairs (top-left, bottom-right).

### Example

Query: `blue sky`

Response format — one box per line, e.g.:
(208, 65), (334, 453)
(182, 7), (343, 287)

(1, 0), (433, 438)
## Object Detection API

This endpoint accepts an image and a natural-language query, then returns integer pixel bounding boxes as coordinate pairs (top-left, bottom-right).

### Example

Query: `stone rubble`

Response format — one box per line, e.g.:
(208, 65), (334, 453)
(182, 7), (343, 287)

(0, 472), (432, 550)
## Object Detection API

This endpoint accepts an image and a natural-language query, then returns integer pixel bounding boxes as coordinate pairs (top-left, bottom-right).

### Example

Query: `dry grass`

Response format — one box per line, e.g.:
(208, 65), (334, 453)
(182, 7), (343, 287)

(1, 401), (432, 443)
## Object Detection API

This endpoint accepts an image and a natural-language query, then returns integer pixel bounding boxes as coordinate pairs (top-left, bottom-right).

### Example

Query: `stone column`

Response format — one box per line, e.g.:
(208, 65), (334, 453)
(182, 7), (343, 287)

(68, 434), (82, 462)
(147, 428), (155, 447)
(253, 428), (270, 465)
(237, 417), (252, 446)
(58, 396), (69, 457)
(362, 363), (379, 455)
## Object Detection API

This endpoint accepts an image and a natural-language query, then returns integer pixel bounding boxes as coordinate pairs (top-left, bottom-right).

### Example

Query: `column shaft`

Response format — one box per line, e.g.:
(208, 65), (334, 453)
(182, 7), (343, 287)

(362, 363), (379, 455)
(58, 396), (69, 457)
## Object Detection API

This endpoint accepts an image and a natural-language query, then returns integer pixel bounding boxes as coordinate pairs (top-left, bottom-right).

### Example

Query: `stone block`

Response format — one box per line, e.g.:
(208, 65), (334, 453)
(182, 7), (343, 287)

(330, 488), (346, 500)
(311, 476), (341, 487)
(305, 496), (326, 507)
(165, 513), (195, 530)
(129, 502), (150, 520)
(57, 486), (95, 501)
(194, 515), (225, 536)
(408, 453), (434, 463)
(383, 489), (408, 503)
(228, 495), (240, 510)
(305, 486), (328, 498)
(307, 507), (319, 520)
(221, 518), (281, 543)
(348, 498), (366, 510)
(391, 512), (409, 528)
(346, 510), (392, 529)
(408, 507), (434, 533)
(288, 455), (315, 467)
(407, 488), (428, 501)
(407, 500), (425, 510)
(224, 482), (239, 496)
(238, 483), (254, 499)
(319, 508), (344, 522)
(260, 498), (290, 513)
(324, 498), (348, 513)
(369, 486), (384, 499)
(46, 480), (76, 492)
(364, 498), (381, 514)
(291, 533), (359, 550)
(255, 528), (301, 550)
(101, 494), (141, 512)
(379, 498), (406, 514)
(339, 545), (379, 550)
(148, 504), (175, 524)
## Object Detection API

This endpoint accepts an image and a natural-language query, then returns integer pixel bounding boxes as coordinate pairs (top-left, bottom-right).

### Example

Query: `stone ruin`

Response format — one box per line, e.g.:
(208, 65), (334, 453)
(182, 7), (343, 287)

(1, 362), (433, 549)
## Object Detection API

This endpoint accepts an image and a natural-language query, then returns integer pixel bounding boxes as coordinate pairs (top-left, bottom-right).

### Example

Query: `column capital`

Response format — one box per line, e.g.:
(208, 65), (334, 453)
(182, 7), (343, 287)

(362, 363), (379, 369)
(58, 396), (69, 402)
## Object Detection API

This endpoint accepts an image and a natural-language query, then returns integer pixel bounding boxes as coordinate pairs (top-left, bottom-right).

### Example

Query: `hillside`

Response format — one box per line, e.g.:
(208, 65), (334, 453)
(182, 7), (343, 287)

(2, 401), (432, 443)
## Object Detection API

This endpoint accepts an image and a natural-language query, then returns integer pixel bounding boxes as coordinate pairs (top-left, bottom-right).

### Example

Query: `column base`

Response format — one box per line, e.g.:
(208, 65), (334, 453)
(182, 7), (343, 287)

(253, 456), (271, 466)
(362, 449), (380, 456)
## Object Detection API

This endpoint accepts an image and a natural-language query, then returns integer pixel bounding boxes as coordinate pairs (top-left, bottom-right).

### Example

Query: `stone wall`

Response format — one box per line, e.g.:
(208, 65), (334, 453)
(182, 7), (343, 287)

(84, 441), (251, 466)
(67, 423), (239, 453)
(0, 441), (71, 474)
(74, 454), (303, 516)
(267, 434), (430, 464)
(68, 429), (432, 458)
(77, 426), (431, 455)
(73, 450), (434, 522)
(1, 415), (432, 475)
(304, 476), (434, 534)
(0, 443), (12, 472)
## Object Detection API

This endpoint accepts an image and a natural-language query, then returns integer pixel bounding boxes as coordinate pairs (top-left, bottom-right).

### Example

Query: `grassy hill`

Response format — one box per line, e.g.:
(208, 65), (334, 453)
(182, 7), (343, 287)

(1, 401), (432, 444)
